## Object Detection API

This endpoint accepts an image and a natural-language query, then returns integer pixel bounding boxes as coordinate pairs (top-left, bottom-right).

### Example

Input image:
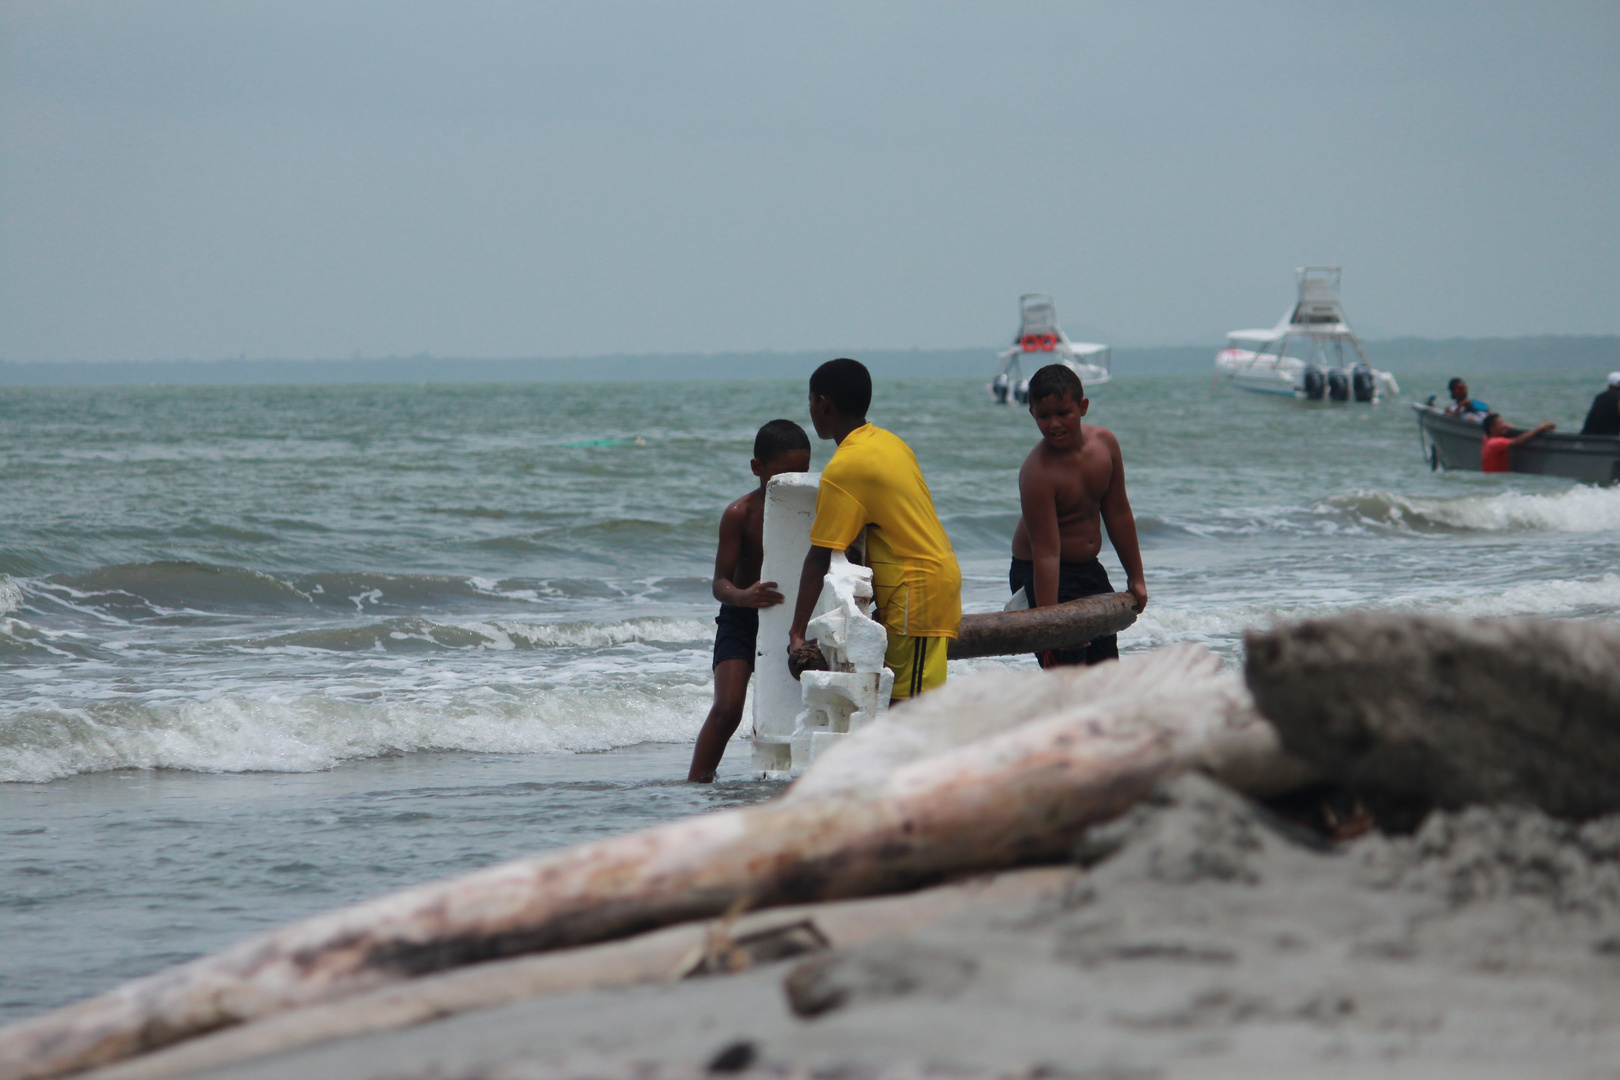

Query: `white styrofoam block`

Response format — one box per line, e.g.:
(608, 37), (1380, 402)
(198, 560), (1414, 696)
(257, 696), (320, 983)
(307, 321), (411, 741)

(794, 670), (887, 735)
(790, 729), (847, 775)
(803, 552), (888, 675)
(852, 670), (895, 731)
(753, 472), (820, 747)
(751, 738), (791, 776)
(752, 477), (897, 778)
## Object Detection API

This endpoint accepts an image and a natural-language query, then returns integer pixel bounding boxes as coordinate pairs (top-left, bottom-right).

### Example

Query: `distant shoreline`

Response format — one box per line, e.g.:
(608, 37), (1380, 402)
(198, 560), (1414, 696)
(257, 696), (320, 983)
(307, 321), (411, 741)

(2, 335), (1615, 387)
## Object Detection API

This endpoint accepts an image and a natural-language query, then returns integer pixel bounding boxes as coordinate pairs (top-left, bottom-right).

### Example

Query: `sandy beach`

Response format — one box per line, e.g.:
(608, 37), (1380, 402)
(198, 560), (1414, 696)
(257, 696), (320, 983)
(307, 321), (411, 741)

(75, 775), (1620, 1080)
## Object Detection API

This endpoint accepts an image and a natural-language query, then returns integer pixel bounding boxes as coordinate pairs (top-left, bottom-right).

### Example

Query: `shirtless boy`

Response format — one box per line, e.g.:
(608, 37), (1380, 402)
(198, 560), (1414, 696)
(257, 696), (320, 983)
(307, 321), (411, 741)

(1011, 364), (1147, 667)
(687, 419), (812, 782)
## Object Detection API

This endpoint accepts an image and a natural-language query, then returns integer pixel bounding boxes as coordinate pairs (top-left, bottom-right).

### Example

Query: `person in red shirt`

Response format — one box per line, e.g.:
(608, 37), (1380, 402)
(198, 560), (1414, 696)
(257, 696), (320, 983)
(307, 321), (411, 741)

(1480, 413), (1556, 473)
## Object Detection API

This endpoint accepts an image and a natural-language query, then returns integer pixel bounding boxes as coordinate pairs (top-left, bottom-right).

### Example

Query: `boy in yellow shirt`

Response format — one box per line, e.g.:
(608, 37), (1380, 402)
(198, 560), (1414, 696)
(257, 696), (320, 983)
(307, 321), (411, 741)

(787, 358), (962, 701)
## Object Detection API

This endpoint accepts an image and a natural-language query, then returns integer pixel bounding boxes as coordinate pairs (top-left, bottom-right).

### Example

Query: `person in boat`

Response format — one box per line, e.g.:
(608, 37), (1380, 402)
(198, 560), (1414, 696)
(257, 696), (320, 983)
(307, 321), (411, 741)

(1580, 373), (1620, 436)
(1480, 413), (1556, 474)
(688, 419), (813, 783)
(1443, 378), (1490, 420)
(787, 358), (962, 703)
(1011, 363), (1147, 667)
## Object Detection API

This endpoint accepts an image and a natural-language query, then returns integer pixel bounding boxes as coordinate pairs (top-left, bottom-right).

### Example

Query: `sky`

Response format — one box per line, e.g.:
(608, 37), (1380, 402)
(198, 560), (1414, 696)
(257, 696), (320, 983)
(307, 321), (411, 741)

(2, 1), (1617, 362)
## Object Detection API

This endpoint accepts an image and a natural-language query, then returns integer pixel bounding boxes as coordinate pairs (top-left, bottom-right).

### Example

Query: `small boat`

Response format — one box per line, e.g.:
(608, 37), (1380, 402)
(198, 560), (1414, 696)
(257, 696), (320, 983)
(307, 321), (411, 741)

(990, 294), (1111, 405)
(1216, 267), (1398, 402)
(1413, 403), (1620, 484)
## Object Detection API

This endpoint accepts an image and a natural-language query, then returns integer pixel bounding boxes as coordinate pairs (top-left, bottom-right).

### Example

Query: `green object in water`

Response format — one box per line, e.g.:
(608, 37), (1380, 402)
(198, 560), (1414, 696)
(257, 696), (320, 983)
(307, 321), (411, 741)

(562, 437), (646, 447)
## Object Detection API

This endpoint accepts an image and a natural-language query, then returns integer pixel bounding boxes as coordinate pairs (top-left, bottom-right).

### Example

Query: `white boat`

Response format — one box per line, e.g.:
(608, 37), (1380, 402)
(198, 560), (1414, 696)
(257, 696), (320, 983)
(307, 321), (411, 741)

(1215, 267), (1398, 402)
(990, 294), (1111, 405)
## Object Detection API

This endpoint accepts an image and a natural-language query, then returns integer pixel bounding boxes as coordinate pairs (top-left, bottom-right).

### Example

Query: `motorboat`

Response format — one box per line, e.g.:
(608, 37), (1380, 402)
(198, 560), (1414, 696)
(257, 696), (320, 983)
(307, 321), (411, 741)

(990, 294), (1111, 405)
(1216, 267), (1398, 402)
(1413, 403), (1620, 484)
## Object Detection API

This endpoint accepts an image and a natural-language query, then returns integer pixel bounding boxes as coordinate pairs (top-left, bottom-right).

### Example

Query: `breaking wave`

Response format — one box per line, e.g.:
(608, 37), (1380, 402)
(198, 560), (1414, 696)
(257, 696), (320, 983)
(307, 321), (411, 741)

(15, 562), (707, 623)
(246, 616), (713, 653)
(0, 576), (23, 617)
(0, 680), (718, 783)
(1326, 485), (1620, 534)
(1124, 572), (1620, 655)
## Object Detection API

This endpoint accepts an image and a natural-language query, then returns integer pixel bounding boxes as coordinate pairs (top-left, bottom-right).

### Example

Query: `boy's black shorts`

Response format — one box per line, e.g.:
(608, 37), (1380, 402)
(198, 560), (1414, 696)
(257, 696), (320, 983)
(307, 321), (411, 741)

(1008, 556), (1119, 667)
(713, 604), (759, 669)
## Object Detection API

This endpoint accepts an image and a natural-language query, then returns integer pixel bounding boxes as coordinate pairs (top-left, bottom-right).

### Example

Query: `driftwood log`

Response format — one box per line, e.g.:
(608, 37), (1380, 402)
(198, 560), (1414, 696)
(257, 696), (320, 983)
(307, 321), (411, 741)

(948, 591), (1140, 660)
(0, 644), (1293, 1080)
(1246, 613), (1620, 827)
(789, 592), (1141, 676)
(85, 870), (1077, 1080)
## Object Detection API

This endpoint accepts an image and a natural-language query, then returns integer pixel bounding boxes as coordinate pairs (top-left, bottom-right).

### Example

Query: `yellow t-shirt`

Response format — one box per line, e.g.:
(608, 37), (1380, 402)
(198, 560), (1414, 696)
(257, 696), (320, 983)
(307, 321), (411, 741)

(809, 424), (962, 638)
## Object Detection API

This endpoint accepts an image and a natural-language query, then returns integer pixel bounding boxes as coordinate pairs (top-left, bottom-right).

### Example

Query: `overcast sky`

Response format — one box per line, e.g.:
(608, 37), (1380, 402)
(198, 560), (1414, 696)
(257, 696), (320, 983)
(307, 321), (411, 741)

(2, 1), (1616, 362)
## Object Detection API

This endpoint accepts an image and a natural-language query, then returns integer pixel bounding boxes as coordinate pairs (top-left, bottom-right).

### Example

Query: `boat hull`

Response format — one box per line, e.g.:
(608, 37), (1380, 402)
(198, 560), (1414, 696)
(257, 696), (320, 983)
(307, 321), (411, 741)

(1215, 348), (1396, 402)
(1413, 404), (1620, 484)
(1226, 370), (1301, 397)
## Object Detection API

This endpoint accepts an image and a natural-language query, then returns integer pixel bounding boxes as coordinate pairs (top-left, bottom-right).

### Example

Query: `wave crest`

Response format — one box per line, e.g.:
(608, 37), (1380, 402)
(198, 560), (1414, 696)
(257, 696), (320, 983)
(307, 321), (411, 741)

(248, 616), (713, 653)
(1327, 486), (1620, 534)
(0, 681), (716, 783)
(0, 576), (22, 618)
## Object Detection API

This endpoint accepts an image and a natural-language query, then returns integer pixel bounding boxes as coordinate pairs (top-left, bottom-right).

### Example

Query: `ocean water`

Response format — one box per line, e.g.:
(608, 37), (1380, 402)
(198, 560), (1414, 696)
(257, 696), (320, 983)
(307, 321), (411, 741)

(3, 370), (1617, 1021)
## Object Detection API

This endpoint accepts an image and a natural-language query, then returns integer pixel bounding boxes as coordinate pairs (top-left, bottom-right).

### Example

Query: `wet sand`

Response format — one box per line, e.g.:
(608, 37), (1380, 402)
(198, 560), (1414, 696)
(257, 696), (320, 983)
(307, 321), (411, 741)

(124, 775), (1620, 1080)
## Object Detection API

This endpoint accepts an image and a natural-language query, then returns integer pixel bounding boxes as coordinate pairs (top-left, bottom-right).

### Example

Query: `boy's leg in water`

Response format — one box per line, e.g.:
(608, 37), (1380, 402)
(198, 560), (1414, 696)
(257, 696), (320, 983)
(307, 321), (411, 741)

(688, 658), (752, 782)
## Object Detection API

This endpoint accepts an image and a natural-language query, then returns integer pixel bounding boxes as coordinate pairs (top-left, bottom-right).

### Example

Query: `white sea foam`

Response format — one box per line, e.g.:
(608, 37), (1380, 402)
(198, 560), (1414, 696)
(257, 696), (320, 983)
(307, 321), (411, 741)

(0, 680), (715, 783)
(246, 616), (713, 654)
(1328, 485), (1620, 534)
(0, 576), (23, 617)
(1123, 572), (1620, 654)
(1429, 573), (1620, 619)
(476, 617), (713, 649)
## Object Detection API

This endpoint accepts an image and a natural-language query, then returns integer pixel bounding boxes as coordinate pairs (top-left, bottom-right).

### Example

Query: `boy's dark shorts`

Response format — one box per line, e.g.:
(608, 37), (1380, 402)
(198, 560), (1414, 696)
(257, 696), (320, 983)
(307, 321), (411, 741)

(713, 604), (759, 669)
(1008, 556), (1120, 667)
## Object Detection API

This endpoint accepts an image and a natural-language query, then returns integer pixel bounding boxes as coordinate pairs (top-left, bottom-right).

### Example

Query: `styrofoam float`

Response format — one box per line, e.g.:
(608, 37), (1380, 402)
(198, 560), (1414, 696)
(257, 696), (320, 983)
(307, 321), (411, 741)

(751, 472), (1140, 777)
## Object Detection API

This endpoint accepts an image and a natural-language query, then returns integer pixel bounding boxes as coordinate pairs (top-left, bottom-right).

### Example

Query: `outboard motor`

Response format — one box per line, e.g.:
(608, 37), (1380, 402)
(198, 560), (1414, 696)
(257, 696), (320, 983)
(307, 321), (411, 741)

(1302, 364), (1326, 401)
(991, 373), (1010, 404)
(1351, 363), (1376, 402)
(1014, 378), (1031, 406)
(1327, 368), (1350, 401)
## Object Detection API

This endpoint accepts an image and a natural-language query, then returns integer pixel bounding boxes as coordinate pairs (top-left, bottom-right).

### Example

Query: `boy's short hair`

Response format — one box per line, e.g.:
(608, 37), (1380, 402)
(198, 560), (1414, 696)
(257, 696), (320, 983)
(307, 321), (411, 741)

(1481, 412), (1502, 433)
(754, 418), (811, 463)
(1027, 364), (1084, 407)
(1447, 377), (1464, 391)
(809, 358), (872, 418)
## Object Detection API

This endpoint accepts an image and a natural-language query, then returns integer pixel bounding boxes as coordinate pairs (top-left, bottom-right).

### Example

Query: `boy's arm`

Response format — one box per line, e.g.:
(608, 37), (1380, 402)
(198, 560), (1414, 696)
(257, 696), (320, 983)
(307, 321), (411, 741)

(1098, 433), (1148, 612)
(787, 545), (834, 653)
(711, 503), (783, 608)
(1507, 421), (1556, 448)
(1017, 455), (1063, 609)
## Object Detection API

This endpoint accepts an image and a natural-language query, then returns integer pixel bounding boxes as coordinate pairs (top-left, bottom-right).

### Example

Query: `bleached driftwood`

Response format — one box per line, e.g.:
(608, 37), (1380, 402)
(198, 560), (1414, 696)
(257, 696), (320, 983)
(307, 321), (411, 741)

(1246, 613), (1620, 825)
(1, 644), (1300, 1080)
(85, 869), (1076, 1080)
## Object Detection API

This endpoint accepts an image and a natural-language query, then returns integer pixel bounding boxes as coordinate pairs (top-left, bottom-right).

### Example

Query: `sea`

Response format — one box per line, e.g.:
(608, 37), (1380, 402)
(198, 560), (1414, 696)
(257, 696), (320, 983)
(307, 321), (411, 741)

(3, 369), (1618, 1022)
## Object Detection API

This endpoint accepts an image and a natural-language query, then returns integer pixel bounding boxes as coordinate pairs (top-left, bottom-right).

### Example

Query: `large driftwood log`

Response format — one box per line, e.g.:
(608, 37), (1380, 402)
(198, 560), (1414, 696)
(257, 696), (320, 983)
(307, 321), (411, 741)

(1245, 613), (1620, 826)
(788, 592), (1141, 677)
(86, 870), (1077, 1080)
(948, 592), (1140, 659)
(1, 645), (1295, 1080)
